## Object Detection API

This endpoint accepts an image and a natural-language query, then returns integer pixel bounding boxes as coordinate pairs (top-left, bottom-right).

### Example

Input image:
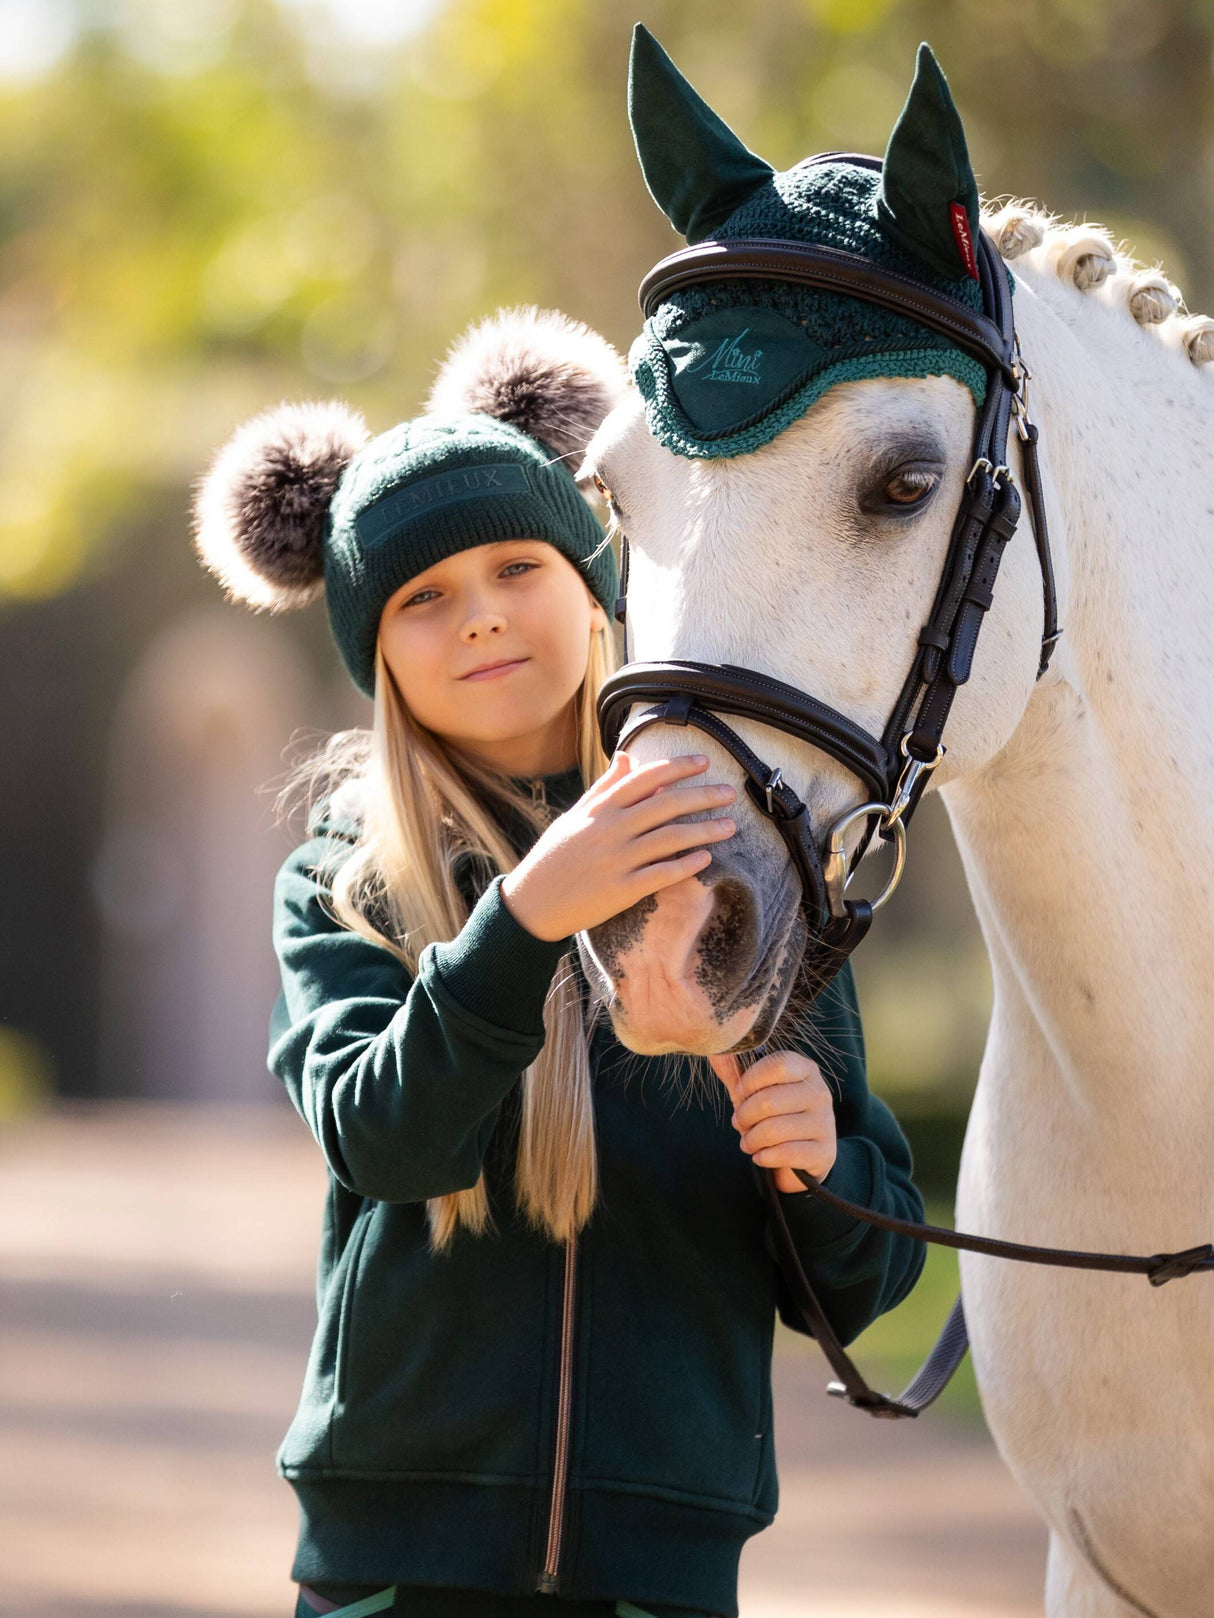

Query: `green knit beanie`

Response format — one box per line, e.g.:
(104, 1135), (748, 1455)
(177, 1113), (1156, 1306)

(627, 29), (1005, 461)
(192, 307), (625, 698)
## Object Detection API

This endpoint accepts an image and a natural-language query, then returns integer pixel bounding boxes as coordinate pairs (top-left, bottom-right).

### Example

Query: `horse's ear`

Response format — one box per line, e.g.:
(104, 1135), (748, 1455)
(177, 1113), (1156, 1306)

(877, 43), (981, 283)
(628, 23), (773, 245)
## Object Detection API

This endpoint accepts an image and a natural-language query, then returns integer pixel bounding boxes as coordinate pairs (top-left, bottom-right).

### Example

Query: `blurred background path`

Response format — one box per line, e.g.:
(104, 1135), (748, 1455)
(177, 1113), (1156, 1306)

(0, 1104), (1045, 1618)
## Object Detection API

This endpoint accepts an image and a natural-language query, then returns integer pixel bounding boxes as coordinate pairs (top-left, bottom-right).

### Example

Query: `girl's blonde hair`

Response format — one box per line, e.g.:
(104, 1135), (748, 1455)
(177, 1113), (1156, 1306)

(282, 614), (618, 1253)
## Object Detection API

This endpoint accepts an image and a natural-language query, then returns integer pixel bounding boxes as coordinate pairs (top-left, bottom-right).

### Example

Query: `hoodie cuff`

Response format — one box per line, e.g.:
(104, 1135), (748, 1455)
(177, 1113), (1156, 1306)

(425, 875), (572, 1038)
(773, 1136), (878, 1252)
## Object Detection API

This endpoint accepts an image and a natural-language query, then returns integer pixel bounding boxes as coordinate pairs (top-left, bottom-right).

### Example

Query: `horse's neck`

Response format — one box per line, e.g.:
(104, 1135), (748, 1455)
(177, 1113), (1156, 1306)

(942, 268), (1214, 1147)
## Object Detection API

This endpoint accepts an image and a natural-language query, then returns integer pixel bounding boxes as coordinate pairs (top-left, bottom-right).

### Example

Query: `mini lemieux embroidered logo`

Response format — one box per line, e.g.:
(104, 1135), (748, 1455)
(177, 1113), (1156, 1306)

(687, 327), (764, 385)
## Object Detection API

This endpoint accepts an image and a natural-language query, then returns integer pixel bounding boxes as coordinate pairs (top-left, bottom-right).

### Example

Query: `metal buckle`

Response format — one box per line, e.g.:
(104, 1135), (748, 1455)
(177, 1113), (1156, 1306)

(1011, 333), (1032, 390)
(1011, 331), (1034, 442)
(763, 766), (784, 815)
(884, 735), (945, 829)
(1011, 390), (1032, 442)
(967, 456), (1014, 488)
(822, 803), (908, 920)
(1012, 332), (1032, 384)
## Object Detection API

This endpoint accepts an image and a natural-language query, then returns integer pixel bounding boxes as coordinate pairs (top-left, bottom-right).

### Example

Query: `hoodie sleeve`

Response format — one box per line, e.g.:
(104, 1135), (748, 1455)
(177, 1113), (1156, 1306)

(755, 960), (927, 1348)
(267, 833), (571, 1203)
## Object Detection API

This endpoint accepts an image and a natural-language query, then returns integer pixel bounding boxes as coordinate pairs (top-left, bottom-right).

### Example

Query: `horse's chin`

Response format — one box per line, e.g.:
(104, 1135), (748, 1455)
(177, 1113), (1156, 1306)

(589, 940), (803, 1056)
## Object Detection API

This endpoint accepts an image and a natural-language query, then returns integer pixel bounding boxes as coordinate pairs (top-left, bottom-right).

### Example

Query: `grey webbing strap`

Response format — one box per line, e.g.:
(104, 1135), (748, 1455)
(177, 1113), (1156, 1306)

(891, 1294), (969, 1412)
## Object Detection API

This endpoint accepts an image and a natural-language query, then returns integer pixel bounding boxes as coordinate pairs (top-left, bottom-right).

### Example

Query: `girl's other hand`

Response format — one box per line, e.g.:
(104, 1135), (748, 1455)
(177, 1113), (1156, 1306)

(708, 1051), (837, 1195)
(499, 751), (737, 941)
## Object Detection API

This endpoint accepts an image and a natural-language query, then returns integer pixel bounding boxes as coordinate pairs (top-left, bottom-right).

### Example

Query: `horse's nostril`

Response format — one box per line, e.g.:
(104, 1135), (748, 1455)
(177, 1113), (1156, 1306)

(694, 877), (760, 1003)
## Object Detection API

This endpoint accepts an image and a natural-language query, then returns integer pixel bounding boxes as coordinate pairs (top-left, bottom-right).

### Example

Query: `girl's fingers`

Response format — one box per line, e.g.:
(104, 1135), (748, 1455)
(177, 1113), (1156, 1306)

(603, 753), (712, 807)
(627, 845), (714, 895)
(711, 1056), (835, 1180)
(736, 1112), (828, 1153)
(733, 1077), (827, 1131)
(631, 817), (736, 860)
(752, 1144), (835, 1181)
(624, 781), (737, 832)
(732, 1050), (822, 1096)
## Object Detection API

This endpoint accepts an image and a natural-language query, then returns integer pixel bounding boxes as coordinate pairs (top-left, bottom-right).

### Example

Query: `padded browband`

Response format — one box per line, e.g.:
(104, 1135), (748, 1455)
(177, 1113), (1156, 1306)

(638, 237), (1017, 384)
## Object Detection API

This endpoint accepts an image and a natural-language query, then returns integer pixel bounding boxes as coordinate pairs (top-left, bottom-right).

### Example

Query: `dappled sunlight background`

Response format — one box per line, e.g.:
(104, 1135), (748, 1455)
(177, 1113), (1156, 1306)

(0, 1), (1206, 1611)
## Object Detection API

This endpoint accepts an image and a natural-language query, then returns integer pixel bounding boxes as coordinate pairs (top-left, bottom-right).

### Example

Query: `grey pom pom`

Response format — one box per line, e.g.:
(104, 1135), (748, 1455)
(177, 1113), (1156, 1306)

(191, 400), (370, 611)
(425, 306), (628, 466)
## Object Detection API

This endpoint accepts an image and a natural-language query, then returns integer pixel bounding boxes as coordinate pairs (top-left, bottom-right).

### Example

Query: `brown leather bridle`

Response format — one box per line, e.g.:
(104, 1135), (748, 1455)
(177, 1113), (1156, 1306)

(600, 154), (1059, 973)
(597, 153), (1211, 1419)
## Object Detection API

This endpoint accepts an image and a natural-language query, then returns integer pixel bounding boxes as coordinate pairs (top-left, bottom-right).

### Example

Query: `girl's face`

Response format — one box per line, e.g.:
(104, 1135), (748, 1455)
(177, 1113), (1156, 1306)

(377, 538), (609, 776)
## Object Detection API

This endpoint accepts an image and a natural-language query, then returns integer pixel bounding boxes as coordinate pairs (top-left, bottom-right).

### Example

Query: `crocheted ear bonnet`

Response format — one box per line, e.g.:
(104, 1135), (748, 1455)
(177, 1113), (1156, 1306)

(627, 28), (1001, 460)
(191, 307), (626, 697)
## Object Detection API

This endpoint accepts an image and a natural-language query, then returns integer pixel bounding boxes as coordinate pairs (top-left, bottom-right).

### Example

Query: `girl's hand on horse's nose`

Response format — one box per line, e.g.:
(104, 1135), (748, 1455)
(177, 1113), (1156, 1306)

(708, 1052), (837, 1195)
(499, 751), (738, 941)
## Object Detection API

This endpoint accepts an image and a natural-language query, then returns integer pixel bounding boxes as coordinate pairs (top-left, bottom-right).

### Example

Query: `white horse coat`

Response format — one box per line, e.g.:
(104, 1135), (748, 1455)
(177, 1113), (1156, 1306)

(581, 209), (1214, 1616)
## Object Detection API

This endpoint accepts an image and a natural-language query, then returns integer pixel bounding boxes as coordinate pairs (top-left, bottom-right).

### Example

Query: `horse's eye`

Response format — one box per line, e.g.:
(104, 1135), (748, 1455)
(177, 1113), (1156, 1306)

(591, 470), (629, 526)
(885, 467), (938, 505)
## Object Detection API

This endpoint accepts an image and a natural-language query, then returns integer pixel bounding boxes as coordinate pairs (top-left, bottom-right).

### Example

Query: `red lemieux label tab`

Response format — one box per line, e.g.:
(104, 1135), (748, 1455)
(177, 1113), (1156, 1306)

(950, 202), (979, 281)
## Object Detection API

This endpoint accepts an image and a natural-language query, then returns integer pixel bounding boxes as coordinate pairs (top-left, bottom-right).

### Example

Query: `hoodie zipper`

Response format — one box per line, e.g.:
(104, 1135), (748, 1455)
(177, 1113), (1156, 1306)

(531, 768), (578, 1592)
(536, 1230), (578, 1593)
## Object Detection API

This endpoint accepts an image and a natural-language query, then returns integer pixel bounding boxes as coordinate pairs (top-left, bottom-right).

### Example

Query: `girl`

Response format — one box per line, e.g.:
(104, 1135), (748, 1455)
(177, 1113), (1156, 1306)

(192, 307), (926, 1618)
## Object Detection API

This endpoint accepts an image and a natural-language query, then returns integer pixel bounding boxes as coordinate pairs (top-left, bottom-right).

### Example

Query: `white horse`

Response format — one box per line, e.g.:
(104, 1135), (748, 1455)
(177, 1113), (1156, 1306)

(579, 170), (1214, 1618)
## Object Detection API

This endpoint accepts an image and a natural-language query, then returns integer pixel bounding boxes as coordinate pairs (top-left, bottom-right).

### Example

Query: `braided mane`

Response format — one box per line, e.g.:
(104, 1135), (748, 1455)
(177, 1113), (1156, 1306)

(983, 199), (1214, 368)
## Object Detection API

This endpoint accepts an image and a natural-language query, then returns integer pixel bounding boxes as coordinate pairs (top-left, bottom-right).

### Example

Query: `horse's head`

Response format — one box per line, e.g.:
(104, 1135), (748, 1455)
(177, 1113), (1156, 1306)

(577, 31), (1048, 1056)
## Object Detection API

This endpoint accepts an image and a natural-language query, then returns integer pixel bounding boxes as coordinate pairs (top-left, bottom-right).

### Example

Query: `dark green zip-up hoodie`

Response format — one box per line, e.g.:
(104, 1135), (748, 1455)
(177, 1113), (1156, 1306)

(267, 766), (926, 1617)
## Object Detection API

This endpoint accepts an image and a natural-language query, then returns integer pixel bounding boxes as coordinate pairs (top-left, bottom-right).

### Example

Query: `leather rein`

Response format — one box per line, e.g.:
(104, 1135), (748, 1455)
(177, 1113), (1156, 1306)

(598, 155), (1213, 1418)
